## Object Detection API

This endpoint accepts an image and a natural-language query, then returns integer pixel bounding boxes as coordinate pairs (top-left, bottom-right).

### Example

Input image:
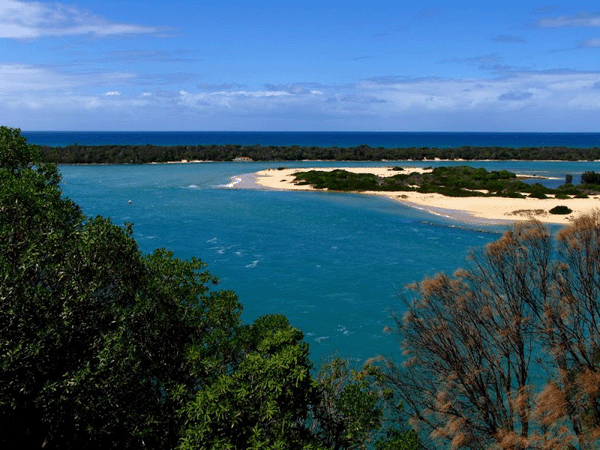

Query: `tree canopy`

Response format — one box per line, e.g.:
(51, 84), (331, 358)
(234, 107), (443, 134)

(37, 142), (600, 165)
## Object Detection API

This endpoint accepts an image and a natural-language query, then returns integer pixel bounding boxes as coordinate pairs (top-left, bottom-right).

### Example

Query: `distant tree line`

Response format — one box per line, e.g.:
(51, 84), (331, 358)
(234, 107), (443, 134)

(38, 143), (600, 164)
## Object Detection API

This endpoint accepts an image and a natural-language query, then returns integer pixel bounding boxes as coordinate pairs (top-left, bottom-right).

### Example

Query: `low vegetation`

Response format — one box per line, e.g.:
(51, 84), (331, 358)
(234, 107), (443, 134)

(549, 205), (573, 214)
(294, 166), (600, 198)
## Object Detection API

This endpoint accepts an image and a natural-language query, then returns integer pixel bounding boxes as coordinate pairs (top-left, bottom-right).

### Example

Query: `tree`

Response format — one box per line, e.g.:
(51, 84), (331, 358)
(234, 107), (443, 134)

(0, 127), (244, 449)
(581, 171), (600, 185)
(309, 357), (422, 450)
(178, 314), (318, 450)
(386, 216), (600, 449)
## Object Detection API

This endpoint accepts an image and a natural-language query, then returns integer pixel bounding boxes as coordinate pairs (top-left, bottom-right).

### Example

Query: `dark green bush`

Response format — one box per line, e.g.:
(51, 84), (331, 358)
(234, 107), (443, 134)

(504, 192), (526, 198)
(549, 205), (572, 215)
(529, 192), (549, 199)
(581, 171), (600, 185)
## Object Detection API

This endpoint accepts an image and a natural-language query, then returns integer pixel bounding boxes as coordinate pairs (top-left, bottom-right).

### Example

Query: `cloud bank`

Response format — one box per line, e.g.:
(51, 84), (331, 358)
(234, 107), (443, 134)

(537, 13), (600, 28)
(0, 0), (164, 38)
(2, 63), (600, 131)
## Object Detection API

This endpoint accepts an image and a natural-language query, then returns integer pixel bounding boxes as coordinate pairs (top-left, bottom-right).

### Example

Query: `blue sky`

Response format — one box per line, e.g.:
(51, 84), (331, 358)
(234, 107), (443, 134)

(1, 1), (599, 131)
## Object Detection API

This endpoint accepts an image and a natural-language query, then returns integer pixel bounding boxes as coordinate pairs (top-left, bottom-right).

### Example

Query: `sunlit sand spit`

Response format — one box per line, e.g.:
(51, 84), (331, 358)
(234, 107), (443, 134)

(243, 167), (600, 225)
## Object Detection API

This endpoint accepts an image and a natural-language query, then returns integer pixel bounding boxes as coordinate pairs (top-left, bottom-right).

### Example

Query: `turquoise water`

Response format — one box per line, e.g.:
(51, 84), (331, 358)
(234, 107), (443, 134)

(58, 160), (594, 363)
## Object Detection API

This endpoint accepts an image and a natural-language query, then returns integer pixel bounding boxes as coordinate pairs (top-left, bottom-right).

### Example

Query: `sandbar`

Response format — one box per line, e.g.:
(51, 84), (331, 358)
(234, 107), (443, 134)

(241, 166), (600, 226)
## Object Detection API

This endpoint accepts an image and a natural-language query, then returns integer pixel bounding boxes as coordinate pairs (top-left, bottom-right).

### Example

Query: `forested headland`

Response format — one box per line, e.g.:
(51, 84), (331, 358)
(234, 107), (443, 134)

(38, 142), (600, 164)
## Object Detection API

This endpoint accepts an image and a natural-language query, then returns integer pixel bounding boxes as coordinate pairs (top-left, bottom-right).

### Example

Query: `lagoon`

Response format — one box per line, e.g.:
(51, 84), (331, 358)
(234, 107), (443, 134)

(56, 159), (594, 364)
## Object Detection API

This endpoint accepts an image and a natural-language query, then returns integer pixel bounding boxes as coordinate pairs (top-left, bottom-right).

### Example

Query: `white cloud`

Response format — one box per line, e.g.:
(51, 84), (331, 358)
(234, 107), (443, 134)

(0, 0), (164, 38)
(2, 64), (600, 130)
(580, 38), (600, 47)
(359, 71), (600, 113)
(537, 13), (600, 28)
(0, 64), (136, 91)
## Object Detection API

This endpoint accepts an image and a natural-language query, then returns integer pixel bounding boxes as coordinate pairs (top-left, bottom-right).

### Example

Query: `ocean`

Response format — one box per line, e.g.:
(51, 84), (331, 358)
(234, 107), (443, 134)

(22, 130), (600, 149)
(27, 132), (600, 364)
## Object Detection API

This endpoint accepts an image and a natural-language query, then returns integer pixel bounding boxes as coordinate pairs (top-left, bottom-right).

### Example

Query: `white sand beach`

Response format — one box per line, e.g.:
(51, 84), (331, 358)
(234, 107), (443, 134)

(247, 167), (600, 225)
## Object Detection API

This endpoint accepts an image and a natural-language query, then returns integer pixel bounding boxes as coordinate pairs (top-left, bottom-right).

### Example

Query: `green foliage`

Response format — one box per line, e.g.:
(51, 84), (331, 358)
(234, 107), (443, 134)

(0, 128), (247, 449)
(312, 358), (385, 449)
(295, 169), (381, 191)
(529, 191), (549, 199)
(0, 126), (40, 174)
(0, 127), (245, 448)
(549, 205), (573, 215)
(374, 428), (422, 450)
(581, 171), (600, 185)
(37, 143), (600, 164)
(178, 315), (317, 450)
(294, 165), (595, 199)
(503, 191), (526, 198)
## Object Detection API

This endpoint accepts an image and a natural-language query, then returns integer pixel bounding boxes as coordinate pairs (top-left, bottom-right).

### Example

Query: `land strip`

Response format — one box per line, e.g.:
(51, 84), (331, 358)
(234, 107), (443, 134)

(245, 166), (600, 225)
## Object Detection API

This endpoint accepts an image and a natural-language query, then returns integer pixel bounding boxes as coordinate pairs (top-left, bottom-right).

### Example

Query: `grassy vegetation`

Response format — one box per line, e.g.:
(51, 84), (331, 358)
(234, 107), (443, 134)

(294, 166), (600, 198)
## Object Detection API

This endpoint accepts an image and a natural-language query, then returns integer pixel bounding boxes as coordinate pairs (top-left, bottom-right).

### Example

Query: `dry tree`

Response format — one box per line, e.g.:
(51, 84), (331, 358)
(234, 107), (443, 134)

(387, 214), (600, 450)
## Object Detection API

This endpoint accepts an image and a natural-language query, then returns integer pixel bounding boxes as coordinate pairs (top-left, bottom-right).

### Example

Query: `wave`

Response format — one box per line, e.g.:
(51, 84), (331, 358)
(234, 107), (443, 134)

(337, 325), (353, 336)
(215, 176), (242, 188)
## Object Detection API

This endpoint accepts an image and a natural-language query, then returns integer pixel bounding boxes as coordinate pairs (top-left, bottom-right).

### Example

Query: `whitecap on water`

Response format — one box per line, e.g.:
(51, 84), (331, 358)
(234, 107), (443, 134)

(215, 176), (242, 188)
(337, 325), (353, 336)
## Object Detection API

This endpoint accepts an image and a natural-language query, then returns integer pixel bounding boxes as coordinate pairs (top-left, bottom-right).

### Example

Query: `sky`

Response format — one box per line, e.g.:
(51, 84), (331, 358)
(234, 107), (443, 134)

(1, 1), (599, 131)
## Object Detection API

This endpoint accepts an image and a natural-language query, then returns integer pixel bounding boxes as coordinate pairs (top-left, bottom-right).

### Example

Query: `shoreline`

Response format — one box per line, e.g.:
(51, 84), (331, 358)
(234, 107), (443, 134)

(235, 166), (600, 226)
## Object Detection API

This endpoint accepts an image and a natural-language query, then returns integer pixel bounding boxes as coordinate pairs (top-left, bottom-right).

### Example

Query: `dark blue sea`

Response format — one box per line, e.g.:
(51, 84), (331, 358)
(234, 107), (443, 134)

(32, 131), (600, 364)
(23, 131), (600, 148)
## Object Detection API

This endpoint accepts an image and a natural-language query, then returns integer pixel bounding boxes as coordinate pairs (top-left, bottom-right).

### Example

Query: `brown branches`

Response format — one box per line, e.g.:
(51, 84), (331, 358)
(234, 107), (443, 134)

(389, 213), (600, 449)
